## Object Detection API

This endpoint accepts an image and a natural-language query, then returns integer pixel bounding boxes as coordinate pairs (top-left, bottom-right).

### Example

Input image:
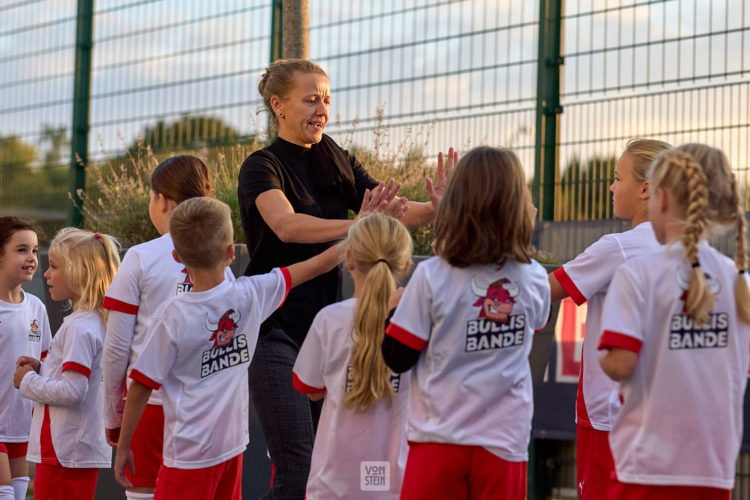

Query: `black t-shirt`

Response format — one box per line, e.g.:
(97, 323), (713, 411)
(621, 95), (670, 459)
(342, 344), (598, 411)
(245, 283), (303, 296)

(237, 136), (378, 346)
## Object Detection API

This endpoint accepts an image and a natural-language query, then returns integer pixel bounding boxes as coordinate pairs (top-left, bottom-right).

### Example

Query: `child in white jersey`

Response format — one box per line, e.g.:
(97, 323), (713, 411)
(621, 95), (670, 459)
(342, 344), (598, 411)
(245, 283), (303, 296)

(547, 139), (670, 499)
(383, 146), (550, 499)
(13, 228), (120, 500)
(0, 218), (52, 500)
(102, 155), (229, 500)
(599, 144), (750, 500)
(113, 197), (344, 500)
(293, 213), (412, 499)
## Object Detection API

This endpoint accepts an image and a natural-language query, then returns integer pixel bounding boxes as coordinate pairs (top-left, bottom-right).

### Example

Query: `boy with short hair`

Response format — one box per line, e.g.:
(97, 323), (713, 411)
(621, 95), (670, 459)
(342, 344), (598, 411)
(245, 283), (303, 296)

(113, 197), (343, 499)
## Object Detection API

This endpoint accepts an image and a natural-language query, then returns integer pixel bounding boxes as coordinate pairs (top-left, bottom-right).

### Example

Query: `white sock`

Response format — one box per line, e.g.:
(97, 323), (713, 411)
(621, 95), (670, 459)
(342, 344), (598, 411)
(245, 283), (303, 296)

(11, 477), (28, 500)
(125, 491), (154, 500)
(0, 485), (14, 500)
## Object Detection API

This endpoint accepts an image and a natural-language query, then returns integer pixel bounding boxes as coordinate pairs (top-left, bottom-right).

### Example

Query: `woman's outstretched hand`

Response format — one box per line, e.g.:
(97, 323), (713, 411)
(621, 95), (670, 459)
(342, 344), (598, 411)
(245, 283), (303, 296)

(358, 179), (408, 219)
(426, 147), (458, 210)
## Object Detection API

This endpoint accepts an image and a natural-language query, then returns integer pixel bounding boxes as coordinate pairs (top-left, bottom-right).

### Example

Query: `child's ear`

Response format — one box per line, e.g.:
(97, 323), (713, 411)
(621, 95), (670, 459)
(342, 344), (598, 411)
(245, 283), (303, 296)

(398, 259), (412, 279)
(161, 195), (177, 214)
(172, 249), (184, 264)
(225, 243), (236, 264)
(640, 181), (650, 200)
(656, 187), (670, 213)
(344, 248), (354, 272)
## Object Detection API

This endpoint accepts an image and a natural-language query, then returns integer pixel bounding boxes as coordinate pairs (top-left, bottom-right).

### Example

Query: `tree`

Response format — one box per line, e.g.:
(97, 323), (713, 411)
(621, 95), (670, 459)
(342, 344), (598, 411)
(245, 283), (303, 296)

(0, 135), (37, 188)
(557, 155), (617, 220)
(39, 125), (69, 170)
(128, 115), (245, 154)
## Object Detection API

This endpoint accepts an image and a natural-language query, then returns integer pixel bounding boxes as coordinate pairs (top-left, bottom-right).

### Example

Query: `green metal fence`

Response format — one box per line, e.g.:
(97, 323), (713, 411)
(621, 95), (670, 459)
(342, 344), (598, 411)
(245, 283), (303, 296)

(2, 1), (750, 497)
(3, 0), (748, 228)
(557, 0), (750, 220)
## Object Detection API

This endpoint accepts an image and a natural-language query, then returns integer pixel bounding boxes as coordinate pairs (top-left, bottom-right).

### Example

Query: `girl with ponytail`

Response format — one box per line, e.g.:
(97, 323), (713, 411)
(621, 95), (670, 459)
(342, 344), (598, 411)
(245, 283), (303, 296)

(599, 144), (750, 499)
(292, 213), (412, 499)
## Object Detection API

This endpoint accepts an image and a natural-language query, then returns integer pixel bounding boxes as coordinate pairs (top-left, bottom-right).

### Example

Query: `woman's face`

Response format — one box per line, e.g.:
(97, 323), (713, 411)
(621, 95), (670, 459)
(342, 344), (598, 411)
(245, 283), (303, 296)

(275, 72), (331, 147)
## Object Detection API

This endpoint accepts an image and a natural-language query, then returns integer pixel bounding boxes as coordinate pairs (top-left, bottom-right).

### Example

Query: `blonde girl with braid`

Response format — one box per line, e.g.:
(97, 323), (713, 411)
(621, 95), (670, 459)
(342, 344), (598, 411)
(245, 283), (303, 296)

(292, 213), (412, 499)
(548, 138), (671, 500)
(599, 144), (750, 500)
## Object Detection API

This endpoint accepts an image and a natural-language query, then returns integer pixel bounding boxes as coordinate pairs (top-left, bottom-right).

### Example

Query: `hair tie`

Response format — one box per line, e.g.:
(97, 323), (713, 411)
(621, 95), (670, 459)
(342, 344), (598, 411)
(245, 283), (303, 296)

(740, 269), (746, 275)
(691, 261), (700, 268)
(376, 259), (389, 265)
(94, 232), (101, 240)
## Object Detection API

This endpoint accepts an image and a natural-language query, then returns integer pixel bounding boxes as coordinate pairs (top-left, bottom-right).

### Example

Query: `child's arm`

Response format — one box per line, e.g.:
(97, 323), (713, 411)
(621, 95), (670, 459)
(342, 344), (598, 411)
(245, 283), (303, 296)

(382, 265), (431, 373)
(286, 241), (345, 288)
(15, 364), (89, 406)
(103, 310), (138, 442)
(547, 273), (570, 302)
(599, 349), (638, 382)
(114, 381), (152, 489)
(381, 287), (420, 373)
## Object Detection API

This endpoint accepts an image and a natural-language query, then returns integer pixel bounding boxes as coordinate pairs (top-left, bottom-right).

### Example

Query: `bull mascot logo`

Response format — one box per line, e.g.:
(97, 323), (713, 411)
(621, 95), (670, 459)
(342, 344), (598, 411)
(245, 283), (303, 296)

(674, 266), (720, 313)
(30, 319), (38, 334)
(471, 276), (519, 323)
(205, 309), (241, 348)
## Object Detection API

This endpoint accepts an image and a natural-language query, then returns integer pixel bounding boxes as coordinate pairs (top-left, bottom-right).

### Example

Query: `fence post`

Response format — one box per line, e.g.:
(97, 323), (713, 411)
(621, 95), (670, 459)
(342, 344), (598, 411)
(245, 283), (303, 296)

(282, 0), (309, 59)
(532, 0), (563, 222)
(67, 0), (94, 227)
(270, 0), (283, 63)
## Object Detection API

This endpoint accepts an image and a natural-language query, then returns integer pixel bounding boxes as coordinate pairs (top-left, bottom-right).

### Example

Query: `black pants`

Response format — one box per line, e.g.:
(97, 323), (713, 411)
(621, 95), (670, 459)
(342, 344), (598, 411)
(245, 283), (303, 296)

(248, 327), (321, 499)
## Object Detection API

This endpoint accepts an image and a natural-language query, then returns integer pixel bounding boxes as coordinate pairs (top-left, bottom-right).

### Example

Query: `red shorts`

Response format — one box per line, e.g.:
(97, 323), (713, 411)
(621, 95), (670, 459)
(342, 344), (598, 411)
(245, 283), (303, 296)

(126, 404), (164, 488)
(34, 463), (98, 500)
(154, 453), (242, 500)
(400, 442), (526, 500)
(608, 478), (731, 500)
(576, 425), (614, 499)
(0, 442), (27, 459)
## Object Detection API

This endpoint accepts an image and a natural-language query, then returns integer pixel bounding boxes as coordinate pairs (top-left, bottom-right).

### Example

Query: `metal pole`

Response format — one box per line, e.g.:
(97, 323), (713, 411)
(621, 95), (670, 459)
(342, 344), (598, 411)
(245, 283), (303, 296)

(270, 0), (283, 63)
(267, 0), (283, 139)
(532, 0), (564, 222)
(67, 0), (94, 227)
(282, 0), (309, 59)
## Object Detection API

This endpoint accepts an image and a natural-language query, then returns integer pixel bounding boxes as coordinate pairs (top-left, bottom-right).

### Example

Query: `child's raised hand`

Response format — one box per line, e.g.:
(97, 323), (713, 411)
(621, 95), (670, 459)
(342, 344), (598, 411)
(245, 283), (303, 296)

(16, 356), (40, 373)
(426, 147), (458, 209)
(13, 364), (34, 389)
(114, 446), (135, 488)
(358, 179), (403, 218)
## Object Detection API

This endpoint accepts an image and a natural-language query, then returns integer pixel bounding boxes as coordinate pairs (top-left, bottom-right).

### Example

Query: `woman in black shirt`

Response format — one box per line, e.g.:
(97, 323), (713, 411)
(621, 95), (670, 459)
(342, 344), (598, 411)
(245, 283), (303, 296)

(238, 58), (452, 499)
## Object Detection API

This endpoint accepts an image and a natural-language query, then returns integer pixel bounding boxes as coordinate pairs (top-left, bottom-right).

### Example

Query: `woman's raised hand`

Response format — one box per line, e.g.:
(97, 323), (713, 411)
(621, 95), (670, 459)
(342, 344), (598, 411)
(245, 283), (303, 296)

(426, 147), (458, 210)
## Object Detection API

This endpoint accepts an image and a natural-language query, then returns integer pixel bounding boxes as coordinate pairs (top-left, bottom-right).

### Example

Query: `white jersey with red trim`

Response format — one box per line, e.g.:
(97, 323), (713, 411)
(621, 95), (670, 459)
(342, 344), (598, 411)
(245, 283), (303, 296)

(553, 222), (659, 431)
(102, 233), (234, 424)
(293, 298), (409, 499)
(130, 269), (290, 469)
(386, 257), (550, 461)
(599, 241), (750, 489)
(21, 310), (110, 468)
(0, 291), (51, 442)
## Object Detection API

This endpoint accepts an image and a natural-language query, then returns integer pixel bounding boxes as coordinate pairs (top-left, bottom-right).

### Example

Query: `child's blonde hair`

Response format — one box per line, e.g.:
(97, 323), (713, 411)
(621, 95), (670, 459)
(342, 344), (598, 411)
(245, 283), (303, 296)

(344, 213), (412, 412)
(623, 138), (672, 182)
(49, 228), (120, 316)
(434, 146), (533, 268)
(170, 197), (233, 269)
(648, 144), (750, 325)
